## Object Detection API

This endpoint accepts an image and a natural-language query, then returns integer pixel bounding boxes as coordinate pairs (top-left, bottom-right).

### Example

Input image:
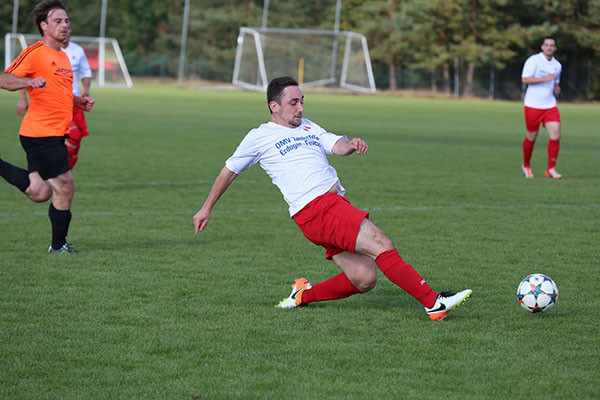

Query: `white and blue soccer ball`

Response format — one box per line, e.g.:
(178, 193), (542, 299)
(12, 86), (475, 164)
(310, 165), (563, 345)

(517, 274), (558, 313)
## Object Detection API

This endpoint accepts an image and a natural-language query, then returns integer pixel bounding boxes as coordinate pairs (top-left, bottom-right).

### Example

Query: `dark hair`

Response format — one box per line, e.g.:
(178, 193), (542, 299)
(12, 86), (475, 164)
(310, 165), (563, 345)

(267, 76), (298, 113)
(542, 36), (557, 47)
(32, 0), (67, 36)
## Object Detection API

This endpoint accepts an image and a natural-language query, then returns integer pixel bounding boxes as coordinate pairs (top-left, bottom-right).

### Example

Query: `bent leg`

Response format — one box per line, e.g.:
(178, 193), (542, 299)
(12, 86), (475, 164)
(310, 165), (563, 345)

(25, 172), (52, 202)
(354, 218), (438, 308)
(0, 158), (32, 194)
(332, 251), (377, 292)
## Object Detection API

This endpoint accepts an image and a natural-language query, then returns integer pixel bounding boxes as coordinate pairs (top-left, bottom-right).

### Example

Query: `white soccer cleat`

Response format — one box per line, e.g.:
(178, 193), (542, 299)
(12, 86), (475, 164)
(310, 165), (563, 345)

(276, 278), (312, 308)
(521, 164), (534, 179)
(545, 167), (562, 180)
(424, 289), (472, 321)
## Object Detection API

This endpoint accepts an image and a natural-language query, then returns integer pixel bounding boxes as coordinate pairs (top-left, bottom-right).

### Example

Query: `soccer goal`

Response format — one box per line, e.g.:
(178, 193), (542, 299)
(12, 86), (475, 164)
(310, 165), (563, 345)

(4, 33), (133, 88)
(232, 27), (376, 94)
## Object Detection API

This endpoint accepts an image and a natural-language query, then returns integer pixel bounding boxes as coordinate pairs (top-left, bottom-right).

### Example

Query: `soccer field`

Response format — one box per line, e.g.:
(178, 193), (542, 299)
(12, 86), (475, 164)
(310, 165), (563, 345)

(1, 85), (599, 399)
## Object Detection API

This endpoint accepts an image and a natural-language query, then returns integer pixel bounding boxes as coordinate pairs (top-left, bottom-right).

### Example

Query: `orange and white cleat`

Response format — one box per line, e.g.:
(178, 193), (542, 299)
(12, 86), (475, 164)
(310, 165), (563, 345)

(521, 164), (534, 179)
(545, 167), (562, 180)
(276, 278), (312, 308)
(425, 290), (472, 321)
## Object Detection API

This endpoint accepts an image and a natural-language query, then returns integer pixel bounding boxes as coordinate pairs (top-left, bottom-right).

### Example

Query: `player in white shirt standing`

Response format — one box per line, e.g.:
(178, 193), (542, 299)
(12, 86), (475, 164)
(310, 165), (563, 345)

(16, 26), (92, 169)
(521, 36), (563, 179)
(61, 27), (92, 169)
(193, 76), (472, 321)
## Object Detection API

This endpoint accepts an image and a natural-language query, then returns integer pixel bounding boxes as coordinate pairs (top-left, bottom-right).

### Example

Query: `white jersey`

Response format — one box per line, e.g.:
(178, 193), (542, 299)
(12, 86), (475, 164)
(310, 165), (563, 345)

(225, 118), (346, 217)
(522, 52), (561, 109)
(62, 41), (92, 96)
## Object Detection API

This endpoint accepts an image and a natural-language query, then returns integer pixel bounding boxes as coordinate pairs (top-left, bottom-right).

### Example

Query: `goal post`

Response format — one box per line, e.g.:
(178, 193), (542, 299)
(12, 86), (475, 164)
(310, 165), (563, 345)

(4, 33), (133, 89)
(232, 27), (376, 94)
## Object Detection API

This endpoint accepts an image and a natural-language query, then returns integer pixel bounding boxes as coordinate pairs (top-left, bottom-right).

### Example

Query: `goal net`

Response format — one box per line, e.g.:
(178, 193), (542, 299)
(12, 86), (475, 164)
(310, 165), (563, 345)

(4, 33), (133, 89)
(232, 27), (376, 94)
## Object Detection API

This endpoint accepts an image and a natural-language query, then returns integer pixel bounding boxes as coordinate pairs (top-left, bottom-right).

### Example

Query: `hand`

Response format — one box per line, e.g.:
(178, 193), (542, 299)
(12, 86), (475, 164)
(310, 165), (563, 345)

(349, 137), (368, 155)
(542, 73), (556, 82)
(16, 99), (28, 117)
(76, 96), (95, 111)
(28, 77), (46, 89)
(193, 208), (211, 234)
(554, 85), (561, 96)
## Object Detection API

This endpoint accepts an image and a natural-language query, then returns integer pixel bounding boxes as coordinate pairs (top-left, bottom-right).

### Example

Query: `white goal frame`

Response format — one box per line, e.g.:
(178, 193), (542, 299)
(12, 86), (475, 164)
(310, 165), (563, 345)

(4, 33), (133, 88)
(232, 27), (376, 94)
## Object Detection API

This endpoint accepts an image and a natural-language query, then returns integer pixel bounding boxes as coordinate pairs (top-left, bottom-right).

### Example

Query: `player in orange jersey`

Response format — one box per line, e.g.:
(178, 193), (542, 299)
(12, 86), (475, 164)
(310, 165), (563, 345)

(0, 0), (94, 253)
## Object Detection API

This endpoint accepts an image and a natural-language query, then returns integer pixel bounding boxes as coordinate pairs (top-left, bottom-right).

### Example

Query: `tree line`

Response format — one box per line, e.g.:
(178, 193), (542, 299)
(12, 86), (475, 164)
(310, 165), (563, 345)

(1, 0), (598, 99)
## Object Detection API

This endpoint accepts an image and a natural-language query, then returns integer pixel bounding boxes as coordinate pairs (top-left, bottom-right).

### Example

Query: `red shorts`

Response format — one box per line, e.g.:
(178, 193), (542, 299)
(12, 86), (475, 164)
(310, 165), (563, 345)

(524, 106), (561, 133)
(69, 107), (89, 141)
(293, 192), (369, 260)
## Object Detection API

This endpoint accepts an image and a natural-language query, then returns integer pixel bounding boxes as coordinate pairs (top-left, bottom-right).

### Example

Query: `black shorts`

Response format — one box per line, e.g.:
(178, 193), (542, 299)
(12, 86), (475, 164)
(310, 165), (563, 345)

(19, 136), (70, 180)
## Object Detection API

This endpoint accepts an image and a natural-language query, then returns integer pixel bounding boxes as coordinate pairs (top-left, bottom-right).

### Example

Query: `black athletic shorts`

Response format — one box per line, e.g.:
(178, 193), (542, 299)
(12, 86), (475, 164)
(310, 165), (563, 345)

(19, 135), (70, 180)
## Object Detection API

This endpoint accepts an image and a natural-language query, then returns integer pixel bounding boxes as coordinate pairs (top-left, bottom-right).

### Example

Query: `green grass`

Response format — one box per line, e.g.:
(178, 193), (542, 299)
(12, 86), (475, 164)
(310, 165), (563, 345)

(1, 85), (599, 399)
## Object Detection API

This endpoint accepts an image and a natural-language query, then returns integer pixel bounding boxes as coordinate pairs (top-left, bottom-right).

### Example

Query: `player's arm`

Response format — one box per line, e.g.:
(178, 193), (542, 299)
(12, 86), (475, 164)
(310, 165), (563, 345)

(74, 95), (95, 111)
(0, 73), (46, 91)
(522, 74), (555, 85)
(80, 77), (91, 98)
(193, 166), (239, 234)
(332, 137), (368, 156)
(554, 82), (561, 96)
(16, 89), (29, 117)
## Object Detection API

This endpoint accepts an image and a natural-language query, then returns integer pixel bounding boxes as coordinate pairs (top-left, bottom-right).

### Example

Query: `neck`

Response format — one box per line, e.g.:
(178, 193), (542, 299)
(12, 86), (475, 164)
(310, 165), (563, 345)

(43, 36), (63, 51)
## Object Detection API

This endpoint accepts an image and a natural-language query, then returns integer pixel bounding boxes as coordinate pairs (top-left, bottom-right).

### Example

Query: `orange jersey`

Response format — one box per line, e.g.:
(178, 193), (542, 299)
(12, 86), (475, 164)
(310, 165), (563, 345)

(4, 41), (73, 138)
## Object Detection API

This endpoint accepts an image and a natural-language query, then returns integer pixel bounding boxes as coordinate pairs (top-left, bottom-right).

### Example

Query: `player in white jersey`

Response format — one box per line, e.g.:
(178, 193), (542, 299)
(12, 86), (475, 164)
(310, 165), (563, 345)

(193, 76), (471, 321)
(520, 36), (563, 179)
(16, 26), (92, 169)
(61, 27), (92, 169)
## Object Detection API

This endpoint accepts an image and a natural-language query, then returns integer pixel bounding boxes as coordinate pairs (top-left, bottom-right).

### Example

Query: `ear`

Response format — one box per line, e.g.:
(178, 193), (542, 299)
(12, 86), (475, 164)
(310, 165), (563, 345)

(40, 20), (48, 33)
(269, 101), (279, 114)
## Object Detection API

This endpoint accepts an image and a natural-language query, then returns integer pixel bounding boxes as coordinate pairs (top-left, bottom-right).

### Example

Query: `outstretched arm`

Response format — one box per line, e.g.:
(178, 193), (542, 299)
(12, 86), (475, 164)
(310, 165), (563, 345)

(193, 166), (239, 234)
(332, 137), (368, 156)
(0, 73), (46, 91)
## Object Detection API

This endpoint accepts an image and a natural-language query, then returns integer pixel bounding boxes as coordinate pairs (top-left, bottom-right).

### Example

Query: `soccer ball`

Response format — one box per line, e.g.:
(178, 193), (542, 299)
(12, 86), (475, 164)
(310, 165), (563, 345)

(517, 274), (558, 313)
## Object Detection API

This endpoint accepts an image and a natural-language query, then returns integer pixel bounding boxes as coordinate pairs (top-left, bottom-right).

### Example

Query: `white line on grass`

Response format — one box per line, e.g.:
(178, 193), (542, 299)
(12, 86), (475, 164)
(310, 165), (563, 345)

(1, 203), (598, 218)
(77, 179), (259, 187)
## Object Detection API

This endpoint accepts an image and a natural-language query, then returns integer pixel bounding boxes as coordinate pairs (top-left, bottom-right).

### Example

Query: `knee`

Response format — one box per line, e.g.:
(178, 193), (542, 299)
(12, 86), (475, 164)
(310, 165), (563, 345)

(55, 176), (75, 201)
(26, 183), (51, 202)
(354, 269), (378, 293)
(374, 234), (394, 256)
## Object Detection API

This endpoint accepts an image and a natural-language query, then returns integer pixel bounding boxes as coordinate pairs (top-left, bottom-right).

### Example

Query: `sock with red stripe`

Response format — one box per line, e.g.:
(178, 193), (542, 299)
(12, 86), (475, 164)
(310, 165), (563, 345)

(547, 139), (560, 170)
(301, 273), (361, 304)
(375, 249), (438, 308)
(523, 137), (535, 167)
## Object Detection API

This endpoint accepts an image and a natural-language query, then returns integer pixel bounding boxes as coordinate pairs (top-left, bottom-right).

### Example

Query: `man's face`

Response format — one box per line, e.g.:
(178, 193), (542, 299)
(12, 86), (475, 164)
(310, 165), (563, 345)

(42, 8), (70, 43)
(271, 86), (304, 128)
(541, 39), (557, 59)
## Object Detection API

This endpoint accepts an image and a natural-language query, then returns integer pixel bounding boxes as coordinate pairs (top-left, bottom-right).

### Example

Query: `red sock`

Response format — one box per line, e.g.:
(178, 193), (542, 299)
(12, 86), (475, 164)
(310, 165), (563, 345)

(375, 249), (437, 308)
(547, 139), (560, 170)
(301, 273), (361, 304)
(523, 138), (535, 167)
